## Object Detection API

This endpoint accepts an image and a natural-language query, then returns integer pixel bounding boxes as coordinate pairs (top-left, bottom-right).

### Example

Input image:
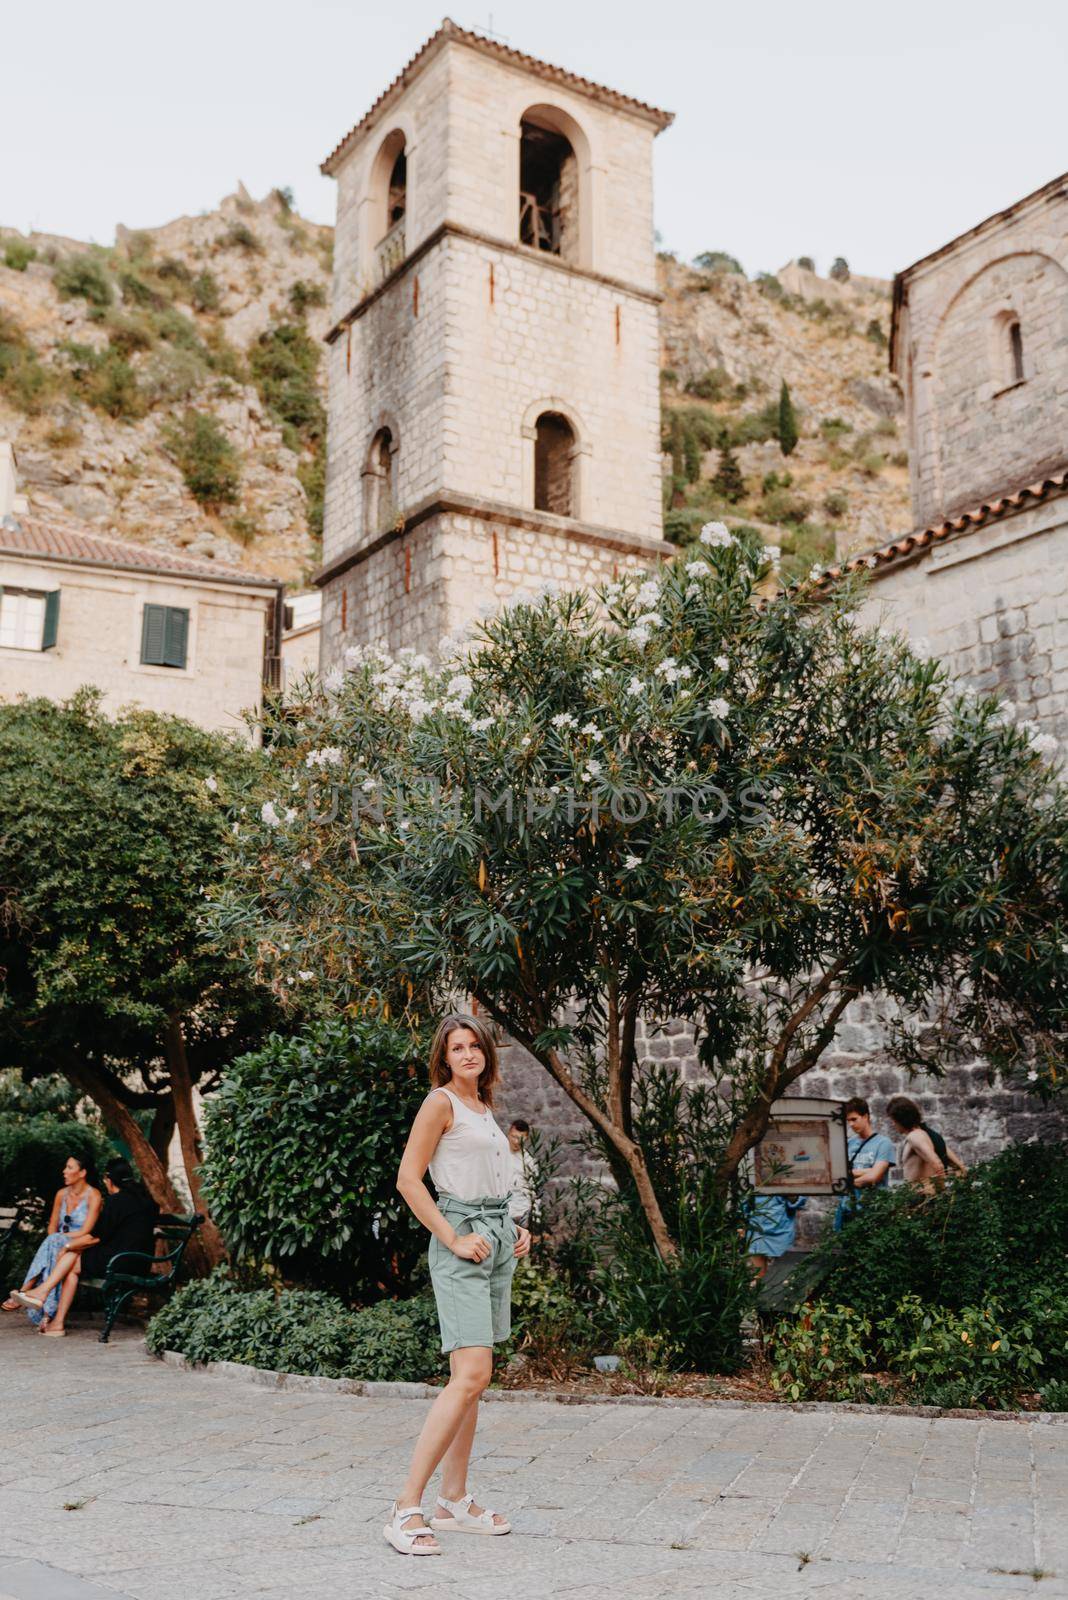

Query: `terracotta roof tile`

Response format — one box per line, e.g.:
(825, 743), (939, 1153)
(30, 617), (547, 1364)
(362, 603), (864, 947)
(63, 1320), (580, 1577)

(814, 467), (1068, 591)
(0, 513), (280, 590)
(321, 18), (673, 175)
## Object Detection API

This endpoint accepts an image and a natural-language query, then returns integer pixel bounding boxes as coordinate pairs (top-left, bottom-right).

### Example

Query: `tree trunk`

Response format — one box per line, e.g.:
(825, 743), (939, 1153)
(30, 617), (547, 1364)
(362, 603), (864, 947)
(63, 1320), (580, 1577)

(163, 1018), (227, 1268)
(64, 1059), (183, 1216)
(475, 990), (679, 1260)
(148, 1097), (177, 1168)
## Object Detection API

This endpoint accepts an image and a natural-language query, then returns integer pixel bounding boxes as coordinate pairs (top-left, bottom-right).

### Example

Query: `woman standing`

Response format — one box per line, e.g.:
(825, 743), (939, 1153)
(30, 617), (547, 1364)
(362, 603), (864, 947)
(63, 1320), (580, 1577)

(386, 1014), (531, 1557)
(2, 1155), (102, 1330)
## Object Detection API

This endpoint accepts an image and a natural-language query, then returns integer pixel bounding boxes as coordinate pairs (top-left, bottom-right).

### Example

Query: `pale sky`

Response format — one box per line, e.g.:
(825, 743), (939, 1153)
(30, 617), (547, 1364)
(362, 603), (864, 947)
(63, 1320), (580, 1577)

(3, 0), (1064, 280)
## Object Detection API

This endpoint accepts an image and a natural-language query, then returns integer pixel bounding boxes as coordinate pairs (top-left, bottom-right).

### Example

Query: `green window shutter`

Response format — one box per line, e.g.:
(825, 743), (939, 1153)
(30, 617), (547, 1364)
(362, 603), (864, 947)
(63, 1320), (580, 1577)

(42, 589), (60, 650)
(141, 604), (167, 665)
(163, 606), (189, 669)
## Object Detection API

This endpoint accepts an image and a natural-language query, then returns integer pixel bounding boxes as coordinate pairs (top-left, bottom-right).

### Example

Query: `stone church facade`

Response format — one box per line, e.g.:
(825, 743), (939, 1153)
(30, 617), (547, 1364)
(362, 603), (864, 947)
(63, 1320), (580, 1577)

(316, 19), (674, 665)
(316, 30), (1064, 1176)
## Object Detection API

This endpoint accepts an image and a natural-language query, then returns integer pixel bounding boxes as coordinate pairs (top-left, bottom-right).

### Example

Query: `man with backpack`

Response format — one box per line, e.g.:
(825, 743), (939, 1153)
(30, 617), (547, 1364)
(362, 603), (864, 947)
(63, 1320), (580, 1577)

(834, 1096), (897, 1230)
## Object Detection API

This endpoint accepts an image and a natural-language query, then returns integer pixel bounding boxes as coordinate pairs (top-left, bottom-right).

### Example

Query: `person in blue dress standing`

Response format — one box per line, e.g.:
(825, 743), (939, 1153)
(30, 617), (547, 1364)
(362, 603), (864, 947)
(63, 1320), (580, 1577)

(743, 1193), (807, 1277)
(2, 1155), (102, 1331)
(834, 1097), (896, 1230)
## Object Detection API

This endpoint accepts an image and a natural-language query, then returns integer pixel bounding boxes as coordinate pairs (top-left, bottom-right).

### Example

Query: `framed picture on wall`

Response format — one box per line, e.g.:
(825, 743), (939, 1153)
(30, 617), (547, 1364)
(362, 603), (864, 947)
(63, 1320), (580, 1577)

(750, 1097), (852, 1195)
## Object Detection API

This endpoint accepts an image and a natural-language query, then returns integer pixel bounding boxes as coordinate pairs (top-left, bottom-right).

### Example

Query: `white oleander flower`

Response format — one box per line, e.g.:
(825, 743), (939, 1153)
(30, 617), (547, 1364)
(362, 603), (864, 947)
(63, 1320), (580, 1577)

(714, 655), (729, 671)
(635, 611), (662, 630)
(764, 544), (781, 565)
(636, 579), (661, 608)
(361, 777), (378, 793)
(399, 819), (410, 832)
(685, 560), (708, 577)
(590, 667), (605, 680)
(446, 673), (474, 700)
(471, 716), (494, 732)
(583, 759), (603, 778)
(285, 808), (298, 824)
(685, 583), (701, 599)
(580, 722), (602, 739)
(626, 676), (644, 697)
(700, 521), (733, 548)
(520, 735), (532, 747)
(707, 698), (730, 720)
(204, 775), (217, 792)
(1031, 733), (1058, 756)
(624, 854), (642, 869)
(323, 667), (343, 693)
(407, 697), (434, 723)
(231, 822), (240, 836)
(261, 801), (282, 827)
(809, 565), (824, 582)
(305, 747), (343, 770)
(551, 712), (577, 729)
(298, 970), (315, 982)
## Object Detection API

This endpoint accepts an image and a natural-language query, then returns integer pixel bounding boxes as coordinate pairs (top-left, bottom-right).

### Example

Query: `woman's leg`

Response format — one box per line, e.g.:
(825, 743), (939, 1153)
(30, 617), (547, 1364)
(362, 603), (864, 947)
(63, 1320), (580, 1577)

(394, 1347), (492, 1540)
(44, 1257), (82, 1332)
(17, 1249), (80, 1305)
(435, 1385), (507, 1527)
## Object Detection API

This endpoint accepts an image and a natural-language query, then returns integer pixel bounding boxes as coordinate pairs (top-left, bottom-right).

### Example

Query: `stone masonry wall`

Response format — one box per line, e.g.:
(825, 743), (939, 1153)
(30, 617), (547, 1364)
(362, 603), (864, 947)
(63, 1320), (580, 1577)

(320, 508), (666, 665)
(895, 183), (1068, 526)
(0, 555), (270, 740)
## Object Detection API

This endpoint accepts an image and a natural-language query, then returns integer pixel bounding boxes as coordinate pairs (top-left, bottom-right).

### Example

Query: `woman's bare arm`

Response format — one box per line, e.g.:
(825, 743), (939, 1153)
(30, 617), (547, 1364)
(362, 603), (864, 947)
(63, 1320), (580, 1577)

(396, 1094), (463, 1247)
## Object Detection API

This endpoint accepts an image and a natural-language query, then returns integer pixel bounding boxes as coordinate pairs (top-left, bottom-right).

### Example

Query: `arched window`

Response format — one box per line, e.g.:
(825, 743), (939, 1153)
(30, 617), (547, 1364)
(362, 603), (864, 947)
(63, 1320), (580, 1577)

(368, 129), (407, 283)
(533, 412), (575, 516)
(363, 427), (396, 536)
(519, 115), (579, 263)
(1008, 318), (1025, 384)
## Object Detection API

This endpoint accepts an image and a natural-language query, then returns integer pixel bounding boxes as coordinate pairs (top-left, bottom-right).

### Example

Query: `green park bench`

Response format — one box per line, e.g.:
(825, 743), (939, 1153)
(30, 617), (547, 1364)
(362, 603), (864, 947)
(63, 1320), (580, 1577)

(81, 1211), (204, 1344)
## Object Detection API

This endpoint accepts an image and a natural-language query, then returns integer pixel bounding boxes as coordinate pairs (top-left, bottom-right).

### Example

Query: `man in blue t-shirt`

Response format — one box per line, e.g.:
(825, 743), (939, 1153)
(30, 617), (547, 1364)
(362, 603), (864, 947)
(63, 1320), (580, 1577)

(834, 1096), (896, 1230)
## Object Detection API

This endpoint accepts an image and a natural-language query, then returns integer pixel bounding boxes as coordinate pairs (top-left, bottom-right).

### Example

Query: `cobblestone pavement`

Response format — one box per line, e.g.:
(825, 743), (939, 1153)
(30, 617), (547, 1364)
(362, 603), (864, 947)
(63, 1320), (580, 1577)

(2, 1319), (1066, 1600)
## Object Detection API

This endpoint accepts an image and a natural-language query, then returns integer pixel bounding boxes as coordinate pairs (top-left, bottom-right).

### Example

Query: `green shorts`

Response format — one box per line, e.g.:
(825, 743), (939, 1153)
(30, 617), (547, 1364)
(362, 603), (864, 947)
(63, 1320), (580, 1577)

(428, 1194), (517, 1354)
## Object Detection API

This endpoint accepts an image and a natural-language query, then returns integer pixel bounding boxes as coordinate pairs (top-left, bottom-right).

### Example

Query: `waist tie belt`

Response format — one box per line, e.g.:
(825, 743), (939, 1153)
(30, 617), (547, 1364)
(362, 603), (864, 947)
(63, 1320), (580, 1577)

(437, 1193), (512, 1236)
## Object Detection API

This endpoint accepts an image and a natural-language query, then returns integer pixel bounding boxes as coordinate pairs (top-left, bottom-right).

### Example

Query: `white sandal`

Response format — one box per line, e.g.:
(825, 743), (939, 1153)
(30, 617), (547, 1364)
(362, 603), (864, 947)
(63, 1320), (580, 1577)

(383, 1502), (441, 1556)
(431, 1491), (511, 1535)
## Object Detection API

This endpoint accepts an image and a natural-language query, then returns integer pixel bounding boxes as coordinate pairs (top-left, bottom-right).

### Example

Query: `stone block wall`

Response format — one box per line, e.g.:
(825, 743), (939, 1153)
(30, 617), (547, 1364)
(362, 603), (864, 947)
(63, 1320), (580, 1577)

(320, 507), (668, 665)
(893, 179), (1068, 526)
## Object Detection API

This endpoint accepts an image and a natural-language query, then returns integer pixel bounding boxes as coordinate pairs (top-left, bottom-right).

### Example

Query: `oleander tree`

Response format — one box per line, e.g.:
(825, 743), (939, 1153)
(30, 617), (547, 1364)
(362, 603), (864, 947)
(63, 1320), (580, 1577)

(0, 691), (282, 1268)
(217, 528), (1068, 1260)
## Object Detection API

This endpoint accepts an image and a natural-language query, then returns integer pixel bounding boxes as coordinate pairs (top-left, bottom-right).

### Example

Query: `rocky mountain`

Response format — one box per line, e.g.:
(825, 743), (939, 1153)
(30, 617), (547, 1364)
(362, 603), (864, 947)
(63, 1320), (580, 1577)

(1, 194), (911, 586)
(0, 186), (331, 586)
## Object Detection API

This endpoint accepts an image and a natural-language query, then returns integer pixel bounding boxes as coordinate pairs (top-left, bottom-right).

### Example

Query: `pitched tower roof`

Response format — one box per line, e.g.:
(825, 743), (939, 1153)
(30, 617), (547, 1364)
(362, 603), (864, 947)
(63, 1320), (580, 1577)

(321, 17), (674, 175)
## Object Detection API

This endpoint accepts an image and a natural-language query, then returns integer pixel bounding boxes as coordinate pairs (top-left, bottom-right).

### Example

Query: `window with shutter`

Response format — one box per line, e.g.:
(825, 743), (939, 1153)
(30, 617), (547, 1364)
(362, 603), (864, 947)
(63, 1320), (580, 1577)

(42, 589), (60, 650)
(141, 604), (189, 668)
(0, 587), (50, 650)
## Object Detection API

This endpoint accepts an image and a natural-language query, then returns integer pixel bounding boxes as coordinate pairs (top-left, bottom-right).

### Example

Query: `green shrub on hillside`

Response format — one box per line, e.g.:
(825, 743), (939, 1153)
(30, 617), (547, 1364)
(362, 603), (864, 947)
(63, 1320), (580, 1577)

(684, 367), (731, 402)
(118, 268), (166, 309)
(0, 311), (53, 413)
(59, 341), (146, 420)
(54, 253), (113, 308)
(220, 222), (262, 254)
(191, 270), (221, 313)
(4, 239), (37, 272)
(297, 455), (325, 538)
(249, 322), (325, 448)
(163, 409), (240, 505)
(694, 250), (744, 275)
(288, 279), (326, 316)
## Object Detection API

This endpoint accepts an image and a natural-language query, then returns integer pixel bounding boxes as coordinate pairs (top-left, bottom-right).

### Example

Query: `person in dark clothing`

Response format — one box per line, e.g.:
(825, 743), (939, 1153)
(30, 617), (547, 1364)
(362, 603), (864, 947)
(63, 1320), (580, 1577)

(15, 1160), (159, 1335)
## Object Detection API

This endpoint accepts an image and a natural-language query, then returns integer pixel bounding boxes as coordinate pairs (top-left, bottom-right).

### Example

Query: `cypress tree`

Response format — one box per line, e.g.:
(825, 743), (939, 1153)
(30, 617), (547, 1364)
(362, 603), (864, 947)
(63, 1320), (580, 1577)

(712, 439), (745, 503)
(778, 379), (799, 458)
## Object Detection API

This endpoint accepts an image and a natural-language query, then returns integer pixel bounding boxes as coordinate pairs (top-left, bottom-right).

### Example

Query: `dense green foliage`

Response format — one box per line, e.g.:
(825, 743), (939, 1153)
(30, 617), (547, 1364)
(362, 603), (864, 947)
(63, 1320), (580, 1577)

(0, 693), (276, 1231)
(4, 239), (37, 272)
(162, 408), (241, 504)
(220, 546), (1068, 1284)
(202, 1019), (429, 1298)
(711, 439), (745, 501)
(770, 1286), (1067, 1408)
(248, 322), (325, 450)
(810, 1143), (1068, 1317)
(0, 309), (52, 413)
(146, 1271), (446, 1382)
(693, 250), (744, 275)
(54, 253), (113, 307)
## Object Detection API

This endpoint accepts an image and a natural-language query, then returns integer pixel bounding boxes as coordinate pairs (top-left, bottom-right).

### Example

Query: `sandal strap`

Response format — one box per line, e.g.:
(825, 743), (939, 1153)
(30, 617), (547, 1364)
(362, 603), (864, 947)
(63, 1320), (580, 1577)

(395, 1505), (425, 1522)
(438, 1493), (474, 1512)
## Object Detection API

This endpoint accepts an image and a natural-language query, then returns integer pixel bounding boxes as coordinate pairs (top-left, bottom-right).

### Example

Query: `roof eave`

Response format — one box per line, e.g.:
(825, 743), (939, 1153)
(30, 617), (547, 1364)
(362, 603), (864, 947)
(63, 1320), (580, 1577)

(0, 541), (283, 594)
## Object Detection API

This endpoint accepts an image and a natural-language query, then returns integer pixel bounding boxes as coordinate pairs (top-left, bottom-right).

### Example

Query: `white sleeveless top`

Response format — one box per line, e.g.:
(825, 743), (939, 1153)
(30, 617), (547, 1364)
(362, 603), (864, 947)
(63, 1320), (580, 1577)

(427, 1087), (512, 1201)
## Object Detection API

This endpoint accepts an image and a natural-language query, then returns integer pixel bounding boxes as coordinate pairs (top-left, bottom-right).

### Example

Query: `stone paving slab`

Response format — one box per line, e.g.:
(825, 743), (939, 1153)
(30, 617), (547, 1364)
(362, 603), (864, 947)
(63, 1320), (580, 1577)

(1, 1318), (1065, 1599)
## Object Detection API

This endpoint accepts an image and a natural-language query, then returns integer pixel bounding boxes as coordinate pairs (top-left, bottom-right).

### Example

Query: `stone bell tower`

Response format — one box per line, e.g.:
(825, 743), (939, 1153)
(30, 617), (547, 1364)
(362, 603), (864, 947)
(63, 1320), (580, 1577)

(316, 18), (674, 664)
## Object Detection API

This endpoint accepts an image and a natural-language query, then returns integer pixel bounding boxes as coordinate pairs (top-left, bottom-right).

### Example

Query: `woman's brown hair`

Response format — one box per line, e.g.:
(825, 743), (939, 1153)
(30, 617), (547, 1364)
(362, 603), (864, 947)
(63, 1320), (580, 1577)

(886, 1095), (922, 1130)
(428, 1013), (499, 1107)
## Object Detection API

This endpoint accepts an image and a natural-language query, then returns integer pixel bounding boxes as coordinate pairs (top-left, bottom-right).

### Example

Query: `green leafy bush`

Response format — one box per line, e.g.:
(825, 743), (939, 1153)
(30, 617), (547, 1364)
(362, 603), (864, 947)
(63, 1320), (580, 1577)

(146, 1270), (446, 1382)
(288, 279), (327, 316)
(684, 368), (731, 402)
(191, 270), (221, 313)
(202, 1019), (428, 1299)
(249, 322), (325, 448)
(54, 253), (113, 308)
(162, 409), (240, 505)
(0, 310), (53, 413)
(759, 487), (811, 526)
(823, 490), (848, 519)
(0, 1112), (111, 1220)
(814, 1143), (1068, 1318)
(693, 250), (744, 275)
(770, 1301), (875, 1401)
(220, 222), (262, 254)
(59, 341), (146, 420)
(118, 268), (166, 309)
(4, 239), (37, 272)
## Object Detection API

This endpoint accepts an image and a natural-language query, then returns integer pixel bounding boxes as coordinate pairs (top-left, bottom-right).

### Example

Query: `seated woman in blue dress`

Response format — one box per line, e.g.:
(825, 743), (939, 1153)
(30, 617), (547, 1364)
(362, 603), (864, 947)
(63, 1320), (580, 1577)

(2, 1154), (103, 1331)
